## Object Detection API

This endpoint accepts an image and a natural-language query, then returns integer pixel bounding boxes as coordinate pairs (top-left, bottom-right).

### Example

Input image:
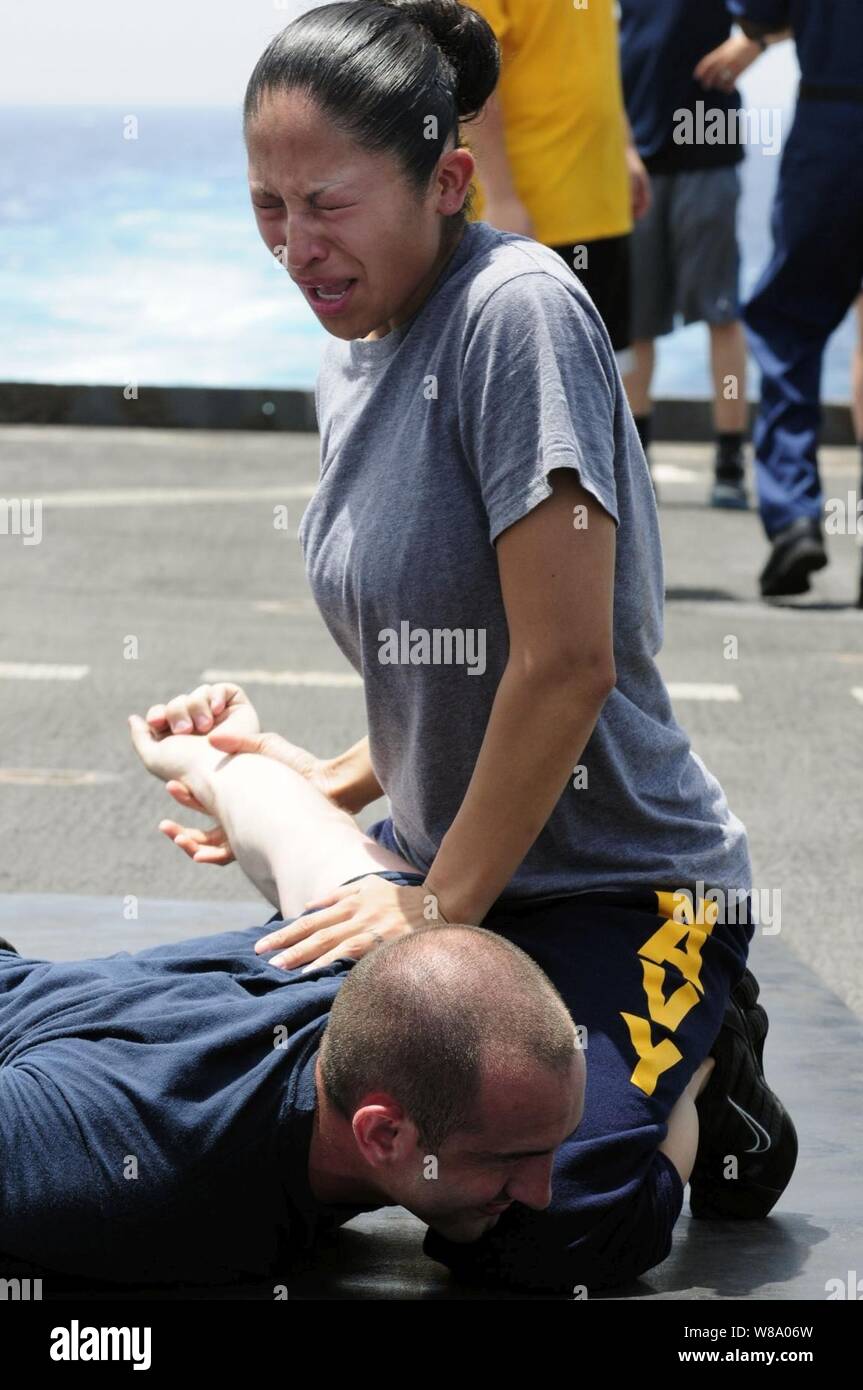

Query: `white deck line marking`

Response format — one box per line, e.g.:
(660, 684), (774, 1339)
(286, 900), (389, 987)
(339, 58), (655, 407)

(0, 662), (89, 680)
(202, 668), (362, 688)
(35, 485), (315, 509)
(666, 682), (741, 701)
(0, 769), (121, 786)
(851, 688), (863, 705)
(651, 464), (700, 483)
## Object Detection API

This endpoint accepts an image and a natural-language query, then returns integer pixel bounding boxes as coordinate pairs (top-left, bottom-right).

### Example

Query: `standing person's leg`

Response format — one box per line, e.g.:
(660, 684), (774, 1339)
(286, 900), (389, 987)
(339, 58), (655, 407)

(743, 103), (863, 595)
(622, 172), (674, 493)
(852, 295), (863, 447)
(852, 296), (863, 607)
(709, 320), (749, 504)
(423, 885), (761, 1293)
(667, 166), (748, 509)
(626, 341), (657, 496)
(626, 340), (655, 421)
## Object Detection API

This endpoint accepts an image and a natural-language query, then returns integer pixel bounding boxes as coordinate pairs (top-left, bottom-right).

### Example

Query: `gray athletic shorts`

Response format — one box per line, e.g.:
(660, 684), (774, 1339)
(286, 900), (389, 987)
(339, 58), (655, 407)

(630, 166), (741, 341)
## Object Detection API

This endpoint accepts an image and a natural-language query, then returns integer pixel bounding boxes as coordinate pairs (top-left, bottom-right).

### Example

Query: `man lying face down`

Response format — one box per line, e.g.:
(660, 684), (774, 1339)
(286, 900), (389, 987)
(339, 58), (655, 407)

(0, 921), (584, 1287)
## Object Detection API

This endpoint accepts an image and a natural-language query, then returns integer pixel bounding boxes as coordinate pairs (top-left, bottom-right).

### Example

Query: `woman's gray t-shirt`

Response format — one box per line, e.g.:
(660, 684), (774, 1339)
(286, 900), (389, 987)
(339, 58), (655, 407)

(297, 220), (752, 901)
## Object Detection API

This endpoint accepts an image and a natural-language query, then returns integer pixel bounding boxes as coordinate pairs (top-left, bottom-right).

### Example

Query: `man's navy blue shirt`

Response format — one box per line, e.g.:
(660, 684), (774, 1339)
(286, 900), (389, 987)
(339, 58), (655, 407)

(0, 924), (371, 1286)
(619, 0), (744, 173)
(727, 0), (863, 86)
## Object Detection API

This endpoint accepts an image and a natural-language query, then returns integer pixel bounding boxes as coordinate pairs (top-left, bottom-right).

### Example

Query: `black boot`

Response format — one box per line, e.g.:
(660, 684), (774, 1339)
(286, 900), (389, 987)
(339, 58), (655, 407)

(759, 516), (827, 597)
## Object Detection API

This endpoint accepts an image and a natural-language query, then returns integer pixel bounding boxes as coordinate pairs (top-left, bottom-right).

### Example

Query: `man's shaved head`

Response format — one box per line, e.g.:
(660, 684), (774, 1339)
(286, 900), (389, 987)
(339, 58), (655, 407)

(320, 923), (578, 1152)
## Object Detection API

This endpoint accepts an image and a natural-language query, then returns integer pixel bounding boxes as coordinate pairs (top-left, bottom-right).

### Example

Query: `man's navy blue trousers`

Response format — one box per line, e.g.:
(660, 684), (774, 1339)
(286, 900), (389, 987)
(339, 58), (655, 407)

(744, 97), (863, 538)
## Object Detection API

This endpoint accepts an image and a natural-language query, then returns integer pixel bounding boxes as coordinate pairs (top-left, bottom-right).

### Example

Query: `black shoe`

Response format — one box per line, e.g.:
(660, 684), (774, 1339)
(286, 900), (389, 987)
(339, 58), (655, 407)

(689, 967), (798, 1219)
(0, 935), (19, 954)
(759, 516), (827, 597)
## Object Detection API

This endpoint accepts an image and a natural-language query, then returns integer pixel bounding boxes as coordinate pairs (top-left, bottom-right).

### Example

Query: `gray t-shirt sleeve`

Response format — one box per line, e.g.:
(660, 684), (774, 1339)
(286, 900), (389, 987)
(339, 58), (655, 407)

(457, 271), (621, 546)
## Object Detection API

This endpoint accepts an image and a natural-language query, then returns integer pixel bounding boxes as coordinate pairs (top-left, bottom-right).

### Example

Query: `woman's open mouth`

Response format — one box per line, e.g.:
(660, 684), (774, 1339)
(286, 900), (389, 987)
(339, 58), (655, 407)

(303, 280), (357, 315)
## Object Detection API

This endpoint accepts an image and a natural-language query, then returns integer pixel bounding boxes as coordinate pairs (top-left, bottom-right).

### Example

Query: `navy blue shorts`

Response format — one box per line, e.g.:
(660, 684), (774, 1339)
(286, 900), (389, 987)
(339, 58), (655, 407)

(351, 821), (754, 1294)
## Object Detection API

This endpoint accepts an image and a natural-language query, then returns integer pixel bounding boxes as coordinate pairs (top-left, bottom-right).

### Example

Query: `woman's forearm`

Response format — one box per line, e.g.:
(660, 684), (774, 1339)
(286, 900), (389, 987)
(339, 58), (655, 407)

(326, 735), (384, 814)
(423, 662), (614, 925)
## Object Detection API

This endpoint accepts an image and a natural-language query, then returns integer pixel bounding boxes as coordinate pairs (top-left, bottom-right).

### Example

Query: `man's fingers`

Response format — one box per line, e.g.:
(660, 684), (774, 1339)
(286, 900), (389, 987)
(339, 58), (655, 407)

(159, 819), (234, 864)
(211, 682), (245, 715)
(188, 844), (232, 864)
(128, 713), (157, 760)
(166, 780), (208, 813)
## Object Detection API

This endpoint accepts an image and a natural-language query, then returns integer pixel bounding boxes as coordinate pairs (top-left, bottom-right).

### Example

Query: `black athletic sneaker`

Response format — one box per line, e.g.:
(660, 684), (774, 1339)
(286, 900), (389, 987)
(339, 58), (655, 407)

(689, 967), (798, 1219)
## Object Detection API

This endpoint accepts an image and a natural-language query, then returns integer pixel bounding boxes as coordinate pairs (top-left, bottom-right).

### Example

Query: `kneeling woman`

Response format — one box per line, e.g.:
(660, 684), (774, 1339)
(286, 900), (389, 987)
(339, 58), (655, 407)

(139, 0), (794, 1292)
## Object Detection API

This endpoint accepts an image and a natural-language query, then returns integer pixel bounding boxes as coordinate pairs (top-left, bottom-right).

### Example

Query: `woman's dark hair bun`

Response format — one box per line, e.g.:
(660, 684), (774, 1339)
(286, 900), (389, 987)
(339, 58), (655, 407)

(380, 0), (500, 120)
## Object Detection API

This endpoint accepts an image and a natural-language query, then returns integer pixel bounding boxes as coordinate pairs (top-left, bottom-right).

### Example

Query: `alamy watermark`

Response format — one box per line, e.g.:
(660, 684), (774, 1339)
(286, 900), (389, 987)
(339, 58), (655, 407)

(673, 101), (782, 157)
(671, 880), (781, 935)
(378, 622), (486, 676)
(0, 497), (42, 545)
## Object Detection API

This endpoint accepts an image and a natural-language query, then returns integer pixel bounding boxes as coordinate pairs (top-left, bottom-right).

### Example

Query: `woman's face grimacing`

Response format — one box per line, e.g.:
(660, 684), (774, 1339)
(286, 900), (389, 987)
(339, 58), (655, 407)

(246, 89), (475, 343)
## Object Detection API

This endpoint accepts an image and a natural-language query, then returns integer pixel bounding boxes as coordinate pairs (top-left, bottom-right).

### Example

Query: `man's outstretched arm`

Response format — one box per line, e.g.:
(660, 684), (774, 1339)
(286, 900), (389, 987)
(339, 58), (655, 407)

(181, 749), (408, 921)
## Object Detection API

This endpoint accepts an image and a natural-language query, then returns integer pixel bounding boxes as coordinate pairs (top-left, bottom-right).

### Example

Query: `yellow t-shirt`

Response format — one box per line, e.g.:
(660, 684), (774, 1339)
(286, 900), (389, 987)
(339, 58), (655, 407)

(463, 0), (632, 245)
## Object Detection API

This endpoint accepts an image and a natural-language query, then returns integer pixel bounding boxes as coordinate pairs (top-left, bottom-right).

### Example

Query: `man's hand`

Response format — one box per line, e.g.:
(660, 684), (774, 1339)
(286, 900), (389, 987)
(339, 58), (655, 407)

(127, 714), (227, 817)
(145, 681), (260, 741)
(136, 683), (260, 862)
(626, 145), (652, 220)
(694, 34), (762, 93)
(138, 681), (355, 866)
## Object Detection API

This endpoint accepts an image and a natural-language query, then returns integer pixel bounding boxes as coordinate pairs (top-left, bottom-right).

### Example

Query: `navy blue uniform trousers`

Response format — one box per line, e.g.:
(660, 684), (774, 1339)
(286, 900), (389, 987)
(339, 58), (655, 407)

(358, 841), (753, 1294)
(745, 96), (863, 537)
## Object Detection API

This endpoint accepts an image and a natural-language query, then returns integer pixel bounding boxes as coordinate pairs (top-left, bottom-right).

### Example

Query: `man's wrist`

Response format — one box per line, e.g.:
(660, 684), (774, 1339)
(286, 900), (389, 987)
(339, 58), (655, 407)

(180, 745), (232, 814)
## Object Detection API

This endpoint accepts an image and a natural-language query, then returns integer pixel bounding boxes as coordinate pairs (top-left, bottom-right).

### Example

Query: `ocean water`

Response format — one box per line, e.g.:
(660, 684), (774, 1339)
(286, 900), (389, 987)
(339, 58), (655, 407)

(0, 104), (855, 402)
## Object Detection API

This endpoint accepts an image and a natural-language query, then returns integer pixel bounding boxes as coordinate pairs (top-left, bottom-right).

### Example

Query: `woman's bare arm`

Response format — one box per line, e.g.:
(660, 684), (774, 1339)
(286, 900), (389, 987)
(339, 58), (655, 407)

(326, 735), (385, 814)
(424, 471), (617, 925)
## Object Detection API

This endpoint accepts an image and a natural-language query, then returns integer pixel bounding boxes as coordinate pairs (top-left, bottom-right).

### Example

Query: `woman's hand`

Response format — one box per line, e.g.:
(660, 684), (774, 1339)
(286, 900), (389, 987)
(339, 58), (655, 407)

(254, 877), (449, 972)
